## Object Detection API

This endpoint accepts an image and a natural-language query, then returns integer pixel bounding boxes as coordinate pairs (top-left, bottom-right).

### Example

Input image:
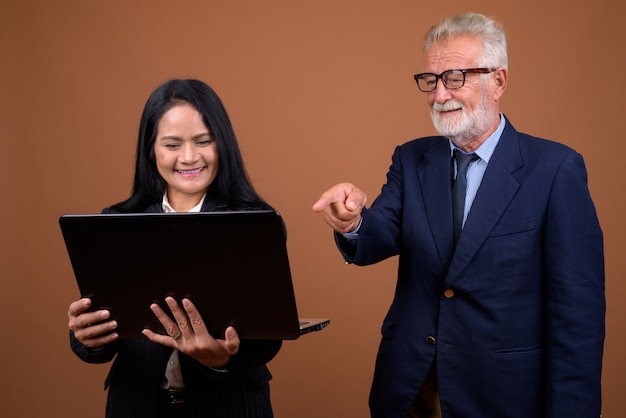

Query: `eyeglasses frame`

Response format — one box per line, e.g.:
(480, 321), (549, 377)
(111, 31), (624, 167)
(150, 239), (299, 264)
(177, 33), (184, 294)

(413, 68), (497, 92)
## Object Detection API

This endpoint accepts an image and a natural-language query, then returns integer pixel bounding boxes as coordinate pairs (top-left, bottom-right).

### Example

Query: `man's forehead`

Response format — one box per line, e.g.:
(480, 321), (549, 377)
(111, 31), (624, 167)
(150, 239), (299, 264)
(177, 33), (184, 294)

(423, 37), (482, 71)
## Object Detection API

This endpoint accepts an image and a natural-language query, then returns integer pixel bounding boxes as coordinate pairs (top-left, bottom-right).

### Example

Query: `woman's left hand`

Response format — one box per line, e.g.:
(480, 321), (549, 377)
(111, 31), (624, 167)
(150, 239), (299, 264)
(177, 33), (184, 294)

(142, 296), (240, 368)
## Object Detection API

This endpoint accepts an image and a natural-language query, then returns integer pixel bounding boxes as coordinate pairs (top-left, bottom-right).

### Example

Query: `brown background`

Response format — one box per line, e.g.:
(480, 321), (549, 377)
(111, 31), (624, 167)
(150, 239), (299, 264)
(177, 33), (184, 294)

(1, 1), (624, 416)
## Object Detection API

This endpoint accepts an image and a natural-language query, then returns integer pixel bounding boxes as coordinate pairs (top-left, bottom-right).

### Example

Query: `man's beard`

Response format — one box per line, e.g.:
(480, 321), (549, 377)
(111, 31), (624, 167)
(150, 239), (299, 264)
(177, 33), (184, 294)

(429, 86), (495, 148)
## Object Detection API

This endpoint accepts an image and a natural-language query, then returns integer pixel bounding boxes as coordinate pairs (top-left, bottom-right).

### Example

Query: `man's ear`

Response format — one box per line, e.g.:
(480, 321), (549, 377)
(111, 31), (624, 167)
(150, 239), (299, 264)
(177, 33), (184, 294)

(493, 67), (508, 99)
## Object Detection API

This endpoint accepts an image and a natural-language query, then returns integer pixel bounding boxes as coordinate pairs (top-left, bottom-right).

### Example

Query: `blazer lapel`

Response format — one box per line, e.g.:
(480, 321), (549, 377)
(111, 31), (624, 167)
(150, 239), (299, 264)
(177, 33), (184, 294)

(446, 120), (523, 283)
(420, 139), (456, 268)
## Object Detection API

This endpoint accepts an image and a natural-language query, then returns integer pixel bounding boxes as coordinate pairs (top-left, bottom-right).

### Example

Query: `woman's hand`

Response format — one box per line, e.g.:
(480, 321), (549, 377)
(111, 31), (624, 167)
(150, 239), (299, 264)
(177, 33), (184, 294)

(68, 298), (119, 348)
(143, 296), (240, 368)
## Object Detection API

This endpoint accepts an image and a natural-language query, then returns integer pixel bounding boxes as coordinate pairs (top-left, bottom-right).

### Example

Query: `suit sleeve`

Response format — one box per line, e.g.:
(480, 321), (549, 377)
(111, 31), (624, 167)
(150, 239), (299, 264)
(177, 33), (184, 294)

(70, 330), (118, 364)
(544, 152), (605, 417)
(336, 146), (406, 265)
(195, 340), (282, 378)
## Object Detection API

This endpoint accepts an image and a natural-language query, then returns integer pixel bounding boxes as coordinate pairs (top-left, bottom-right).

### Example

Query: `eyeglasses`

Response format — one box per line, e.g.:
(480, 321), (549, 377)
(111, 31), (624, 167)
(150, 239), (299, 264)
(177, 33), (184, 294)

(413, 68), (496, 92)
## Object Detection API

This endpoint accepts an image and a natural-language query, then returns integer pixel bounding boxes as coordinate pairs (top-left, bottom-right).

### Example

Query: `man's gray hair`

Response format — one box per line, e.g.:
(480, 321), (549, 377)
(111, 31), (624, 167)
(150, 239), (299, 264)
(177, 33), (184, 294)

(423, 12), (508, 69)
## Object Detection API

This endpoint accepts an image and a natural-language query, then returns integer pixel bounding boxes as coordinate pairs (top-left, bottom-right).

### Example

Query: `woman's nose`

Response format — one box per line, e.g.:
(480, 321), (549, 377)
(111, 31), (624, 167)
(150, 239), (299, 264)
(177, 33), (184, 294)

(180, 143), (197, 162)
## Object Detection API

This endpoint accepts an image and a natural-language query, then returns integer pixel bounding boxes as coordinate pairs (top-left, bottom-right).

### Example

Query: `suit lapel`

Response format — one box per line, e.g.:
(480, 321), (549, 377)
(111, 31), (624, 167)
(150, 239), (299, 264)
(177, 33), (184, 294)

(420, 139), (456, 268)
(446, 120), (523, 283)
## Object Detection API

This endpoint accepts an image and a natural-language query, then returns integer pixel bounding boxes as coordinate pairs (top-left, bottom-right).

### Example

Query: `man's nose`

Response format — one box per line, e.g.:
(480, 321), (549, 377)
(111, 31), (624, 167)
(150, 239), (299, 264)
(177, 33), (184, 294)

(433, 78), (453, 102)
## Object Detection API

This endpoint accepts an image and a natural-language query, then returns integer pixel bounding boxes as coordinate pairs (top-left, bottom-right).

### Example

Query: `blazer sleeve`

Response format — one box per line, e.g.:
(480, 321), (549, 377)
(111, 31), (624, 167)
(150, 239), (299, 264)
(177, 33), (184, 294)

(335, 144), (409, 266)
(185, 339), (282, 380)
(70, 330), (118, 364)
(543, 152), (605, 417)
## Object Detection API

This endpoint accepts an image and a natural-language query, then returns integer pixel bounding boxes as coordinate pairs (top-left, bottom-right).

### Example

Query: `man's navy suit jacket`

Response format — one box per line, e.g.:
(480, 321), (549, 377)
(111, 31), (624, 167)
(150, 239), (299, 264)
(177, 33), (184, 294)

(338, 117), (605, 418)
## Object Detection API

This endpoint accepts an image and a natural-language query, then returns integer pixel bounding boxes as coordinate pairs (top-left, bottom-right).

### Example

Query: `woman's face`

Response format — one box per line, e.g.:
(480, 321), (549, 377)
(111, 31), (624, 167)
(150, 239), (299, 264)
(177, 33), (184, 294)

(154, 103), (219, 211)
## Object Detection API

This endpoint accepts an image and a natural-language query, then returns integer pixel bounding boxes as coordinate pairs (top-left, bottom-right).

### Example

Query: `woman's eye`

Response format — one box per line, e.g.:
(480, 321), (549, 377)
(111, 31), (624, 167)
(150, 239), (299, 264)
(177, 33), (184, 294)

(196, 139), (213, 146)
(165, 143), (180, 149)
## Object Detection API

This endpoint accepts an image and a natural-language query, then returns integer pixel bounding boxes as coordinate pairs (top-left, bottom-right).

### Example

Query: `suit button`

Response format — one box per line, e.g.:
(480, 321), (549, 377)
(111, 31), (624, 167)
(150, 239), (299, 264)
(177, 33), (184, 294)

(426, 336), (437, 345)
(443, 289), (455, 298)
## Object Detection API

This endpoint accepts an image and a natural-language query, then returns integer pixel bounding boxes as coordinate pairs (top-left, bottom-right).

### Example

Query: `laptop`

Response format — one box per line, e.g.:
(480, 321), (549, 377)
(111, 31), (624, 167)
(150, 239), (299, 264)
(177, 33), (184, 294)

(59, 210), (329, 340)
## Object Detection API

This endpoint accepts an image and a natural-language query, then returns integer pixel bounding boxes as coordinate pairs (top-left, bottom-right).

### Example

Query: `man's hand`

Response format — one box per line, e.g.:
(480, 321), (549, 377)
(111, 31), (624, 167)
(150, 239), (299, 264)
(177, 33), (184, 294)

(312, 182), (367, 233)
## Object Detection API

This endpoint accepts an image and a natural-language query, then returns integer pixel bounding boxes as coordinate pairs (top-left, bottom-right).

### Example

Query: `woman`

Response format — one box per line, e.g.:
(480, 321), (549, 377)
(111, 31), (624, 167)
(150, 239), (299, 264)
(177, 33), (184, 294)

(67, 79), (281, 418)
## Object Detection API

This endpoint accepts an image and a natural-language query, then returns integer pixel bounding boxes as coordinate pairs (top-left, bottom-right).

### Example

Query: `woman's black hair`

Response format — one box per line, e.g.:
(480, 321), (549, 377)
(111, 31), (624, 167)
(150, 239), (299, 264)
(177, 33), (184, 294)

(111, 79), (267, 212)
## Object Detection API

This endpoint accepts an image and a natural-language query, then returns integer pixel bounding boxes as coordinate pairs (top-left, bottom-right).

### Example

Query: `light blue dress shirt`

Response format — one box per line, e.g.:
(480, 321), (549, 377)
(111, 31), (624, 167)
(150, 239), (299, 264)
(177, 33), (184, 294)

(452, 114), (506, 227)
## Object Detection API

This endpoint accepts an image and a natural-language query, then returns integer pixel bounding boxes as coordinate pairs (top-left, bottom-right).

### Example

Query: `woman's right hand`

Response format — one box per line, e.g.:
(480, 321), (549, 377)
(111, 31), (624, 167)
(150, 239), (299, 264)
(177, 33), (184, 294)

(68, 298), (119, 348)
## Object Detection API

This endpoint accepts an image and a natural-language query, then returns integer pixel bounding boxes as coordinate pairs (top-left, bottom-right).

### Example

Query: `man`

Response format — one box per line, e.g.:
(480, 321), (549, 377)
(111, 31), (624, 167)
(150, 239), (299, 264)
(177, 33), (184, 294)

(312, 12), (605, 418)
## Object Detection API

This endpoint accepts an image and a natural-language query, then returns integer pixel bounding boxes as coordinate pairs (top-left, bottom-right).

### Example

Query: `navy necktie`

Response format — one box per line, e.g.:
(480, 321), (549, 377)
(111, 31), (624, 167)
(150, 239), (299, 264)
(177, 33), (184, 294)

(452, 150), (479, 244)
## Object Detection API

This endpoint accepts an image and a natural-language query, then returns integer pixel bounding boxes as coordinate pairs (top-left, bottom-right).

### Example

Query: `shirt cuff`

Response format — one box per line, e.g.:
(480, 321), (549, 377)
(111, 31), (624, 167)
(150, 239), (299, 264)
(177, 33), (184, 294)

(340, 217), (362, 240)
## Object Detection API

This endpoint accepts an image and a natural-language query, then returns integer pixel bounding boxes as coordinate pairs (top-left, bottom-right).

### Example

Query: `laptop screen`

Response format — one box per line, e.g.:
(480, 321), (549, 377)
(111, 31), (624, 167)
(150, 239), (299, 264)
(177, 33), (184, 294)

(59, 210), (305, 340)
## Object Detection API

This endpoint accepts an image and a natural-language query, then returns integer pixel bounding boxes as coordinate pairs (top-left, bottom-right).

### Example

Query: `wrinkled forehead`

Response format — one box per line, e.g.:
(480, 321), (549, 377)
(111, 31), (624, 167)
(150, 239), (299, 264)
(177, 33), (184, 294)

(423, 36), (483, 73)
